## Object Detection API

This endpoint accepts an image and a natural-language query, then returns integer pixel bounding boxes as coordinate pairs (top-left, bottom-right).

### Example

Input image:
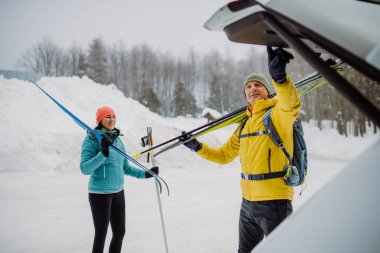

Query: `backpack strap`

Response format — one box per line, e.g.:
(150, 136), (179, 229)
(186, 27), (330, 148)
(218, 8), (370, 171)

(239, 129), (271, 139)
(238, 117), (270, 140)
(241, 171), (285, 180)
(263, 109), (293, 165)
(238, 117), (248, 139)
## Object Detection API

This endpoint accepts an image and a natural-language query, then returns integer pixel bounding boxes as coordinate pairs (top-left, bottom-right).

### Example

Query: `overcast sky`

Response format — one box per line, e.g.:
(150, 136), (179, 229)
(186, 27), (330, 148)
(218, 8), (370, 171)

(0, 0), (259, 70)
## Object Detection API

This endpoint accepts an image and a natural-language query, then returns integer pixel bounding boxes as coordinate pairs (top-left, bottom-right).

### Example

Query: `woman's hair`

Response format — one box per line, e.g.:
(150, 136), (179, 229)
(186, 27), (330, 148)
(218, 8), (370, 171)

(95, 122), (103, 130)
(95, 122), (120, 136)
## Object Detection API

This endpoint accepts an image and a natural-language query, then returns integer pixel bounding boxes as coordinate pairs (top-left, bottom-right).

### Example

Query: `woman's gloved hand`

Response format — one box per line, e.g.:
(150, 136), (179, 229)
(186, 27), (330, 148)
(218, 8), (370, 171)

(145, 166), (159, 178)
(100, 137), (113, 157)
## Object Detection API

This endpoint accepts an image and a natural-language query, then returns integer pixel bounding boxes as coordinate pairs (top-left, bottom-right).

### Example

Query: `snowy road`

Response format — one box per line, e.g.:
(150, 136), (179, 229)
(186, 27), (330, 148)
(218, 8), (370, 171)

(0, 157), (346, 253)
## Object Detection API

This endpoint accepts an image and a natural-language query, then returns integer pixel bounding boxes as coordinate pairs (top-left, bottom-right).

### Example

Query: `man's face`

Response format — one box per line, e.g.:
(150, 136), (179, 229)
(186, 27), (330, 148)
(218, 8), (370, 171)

(245, 81), (269, 105)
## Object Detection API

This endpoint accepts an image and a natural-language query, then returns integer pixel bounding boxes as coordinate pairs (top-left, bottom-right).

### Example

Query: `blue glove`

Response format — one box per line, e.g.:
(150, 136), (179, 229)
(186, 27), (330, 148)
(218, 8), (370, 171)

(145, 166), (159, 178)
(179, 131), (202, 152)
(267, 46), (294, 83)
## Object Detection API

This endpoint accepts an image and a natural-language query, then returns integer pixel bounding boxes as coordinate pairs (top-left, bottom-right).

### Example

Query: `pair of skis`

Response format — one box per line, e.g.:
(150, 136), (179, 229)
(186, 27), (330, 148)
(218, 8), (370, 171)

(134, 59), (343, 158)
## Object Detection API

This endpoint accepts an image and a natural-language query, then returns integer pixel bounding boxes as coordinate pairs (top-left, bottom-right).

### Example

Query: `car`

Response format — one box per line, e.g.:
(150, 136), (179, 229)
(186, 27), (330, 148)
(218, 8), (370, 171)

(204, 1), (380, 253)
(204, 0), (380, 126)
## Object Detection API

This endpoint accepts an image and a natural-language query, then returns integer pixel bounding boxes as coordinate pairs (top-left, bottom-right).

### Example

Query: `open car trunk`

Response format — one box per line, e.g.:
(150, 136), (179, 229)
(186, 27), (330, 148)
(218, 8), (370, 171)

(204, 0), (380, 126)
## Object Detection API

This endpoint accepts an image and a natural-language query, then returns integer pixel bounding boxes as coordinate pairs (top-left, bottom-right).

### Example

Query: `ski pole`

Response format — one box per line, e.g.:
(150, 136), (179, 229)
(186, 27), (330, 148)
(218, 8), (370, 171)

(143, 127), (169, 253)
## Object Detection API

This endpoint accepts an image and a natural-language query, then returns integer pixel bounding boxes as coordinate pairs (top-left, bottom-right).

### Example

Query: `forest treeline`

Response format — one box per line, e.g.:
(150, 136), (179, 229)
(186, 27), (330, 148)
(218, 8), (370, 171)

(16, 37), (379, 136)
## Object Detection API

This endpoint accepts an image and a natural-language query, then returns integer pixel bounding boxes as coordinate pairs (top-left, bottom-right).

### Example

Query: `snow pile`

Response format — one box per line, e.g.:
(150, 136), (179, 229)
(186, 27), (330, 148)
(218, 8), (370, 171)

(1, 75), (377, 174)
(0, 76), (229, 173)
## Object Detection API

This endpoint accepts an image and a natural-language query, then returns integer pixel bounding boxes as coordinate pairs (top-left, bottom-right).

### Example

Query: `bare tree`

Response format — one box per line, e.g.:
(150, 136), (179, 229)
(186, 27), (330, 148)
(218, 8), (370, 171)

(157, 52), (176, 116)
(16, 46), (42, 73)
(67, 43), (85, 76)
(17, 37), (61, 76)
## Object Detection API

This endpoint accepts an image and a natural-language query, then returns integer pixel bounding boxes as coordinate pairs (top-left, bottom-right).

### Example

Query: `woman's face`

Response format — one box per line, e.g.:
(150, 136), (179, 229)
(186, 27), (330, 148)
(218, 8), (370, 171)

(101, 114), (116, 131)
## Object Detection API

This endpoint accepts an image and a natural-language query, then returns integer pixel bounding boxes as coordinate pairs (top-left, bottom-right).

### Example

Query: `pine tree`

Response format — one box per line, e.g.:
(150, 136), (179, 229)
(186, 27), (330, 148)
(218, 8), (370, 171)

(170, 82), (198, 117)
(138, 88), (161, 113)
(87, 37), (108, 84)
(206, 74), (222, 112)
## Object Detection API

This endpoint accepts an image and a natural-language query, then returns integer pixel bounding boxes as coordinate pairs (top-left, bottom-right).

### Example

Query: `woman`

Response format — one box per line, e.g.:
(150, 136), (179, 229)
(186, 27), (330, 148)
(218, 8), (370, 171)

(80, 106), (158, 253)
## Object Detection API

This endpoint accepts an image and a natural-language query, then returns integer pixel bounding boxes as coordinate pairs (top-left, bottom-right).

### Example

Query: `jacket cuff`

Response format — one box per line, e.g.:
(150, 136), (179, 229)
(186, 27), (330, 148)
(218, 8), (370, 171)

(272, 74), (291, 86)
(196, 143), (207, 156)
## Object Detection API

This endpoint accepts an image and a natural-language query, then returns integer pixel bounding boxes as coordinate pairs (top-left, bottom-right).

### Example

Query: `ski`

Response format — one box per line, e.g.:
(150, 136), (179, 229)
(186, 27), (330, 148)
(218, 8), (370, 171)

(133, 106), (247, 159)
(153, 77), (333, 157)
(136, 59), (344, 158)
(30, 81), (169, 195)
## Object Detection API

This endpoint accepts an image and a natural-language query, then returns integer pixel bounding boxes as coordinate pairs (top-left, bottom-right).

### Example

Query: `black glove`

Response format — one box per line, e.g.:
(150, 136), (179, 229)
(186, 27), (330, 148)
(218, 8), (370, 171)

(267, 46), (294, 83)
(145, 166), (159, 178)
(100, 137), (112, 157)
(179, 131), (202, 152)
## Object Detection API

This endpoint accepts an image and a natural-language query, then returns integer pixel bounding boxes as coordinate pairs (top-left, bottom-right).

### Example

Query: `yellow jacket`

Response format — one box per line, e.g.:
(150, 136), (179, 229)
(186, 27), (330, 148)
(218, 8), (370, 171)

(197, 76), (301, 201)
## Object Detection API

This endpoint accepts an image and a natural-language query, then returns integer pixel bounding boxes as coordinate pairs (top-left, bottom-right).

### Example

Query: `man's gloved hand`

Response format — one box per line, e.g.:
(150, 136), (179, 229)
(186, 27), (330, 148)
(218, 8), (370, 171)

(179, 131), (202, 152)
(145, 166), (159, 178)
(267, 46), (294, 83)
(100, 137), (113, 157)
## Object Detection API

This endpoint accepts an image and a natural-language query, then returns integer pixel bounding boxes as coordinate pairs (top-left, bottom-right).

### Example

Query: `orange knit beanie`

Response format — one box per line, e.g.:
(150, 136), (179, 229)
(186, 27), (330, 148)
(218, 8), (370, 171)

(96, 106), (116, 123)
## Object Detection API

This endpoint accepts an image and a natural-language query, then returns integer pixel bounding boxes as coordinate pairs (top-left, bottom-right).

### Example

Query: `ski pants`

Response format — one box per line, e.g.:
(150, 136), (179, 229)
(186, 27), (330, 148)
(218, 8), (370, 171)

(89, 190), (126, 253)
(238, 198), (293, 253)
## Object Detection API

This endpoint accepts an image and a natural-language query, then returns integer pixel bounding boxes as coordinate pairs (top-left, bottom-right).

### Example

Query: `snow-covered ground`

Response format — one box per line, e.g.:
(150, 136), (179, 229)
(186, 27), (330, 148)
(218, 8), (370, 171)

(0, 76), (378, 252)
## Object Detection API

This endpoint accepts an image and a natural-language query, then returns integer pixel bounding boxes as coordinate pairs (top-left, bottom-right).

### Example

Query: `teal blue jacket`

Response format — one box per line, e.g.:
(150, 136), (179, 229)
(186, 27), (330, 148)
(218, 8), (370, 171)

(80, 128), (146, 193)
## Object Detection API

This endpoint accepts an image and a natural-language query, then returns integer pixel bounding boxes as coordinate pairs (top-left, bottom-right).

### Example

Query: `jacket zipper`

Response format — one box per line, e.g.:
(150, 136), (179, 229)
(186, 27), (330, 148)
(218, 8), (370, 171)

(268, 148), (271, 173)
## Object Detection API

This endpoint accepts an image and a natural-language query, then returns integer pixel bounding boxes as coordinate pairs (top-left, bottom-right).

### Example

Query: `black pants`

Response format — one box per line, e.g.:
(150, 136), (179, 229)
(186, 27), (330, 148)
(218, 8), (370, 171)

(89, 190), (126, 253)
(238, 198), (293, 253)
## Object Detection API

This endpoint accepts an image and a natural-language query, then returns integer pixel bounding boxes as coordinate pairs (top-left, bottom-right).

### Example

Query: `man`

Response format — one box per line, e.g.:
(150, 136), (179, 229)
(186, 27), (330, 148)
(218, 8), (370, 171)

(180, 47), (300, 252)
